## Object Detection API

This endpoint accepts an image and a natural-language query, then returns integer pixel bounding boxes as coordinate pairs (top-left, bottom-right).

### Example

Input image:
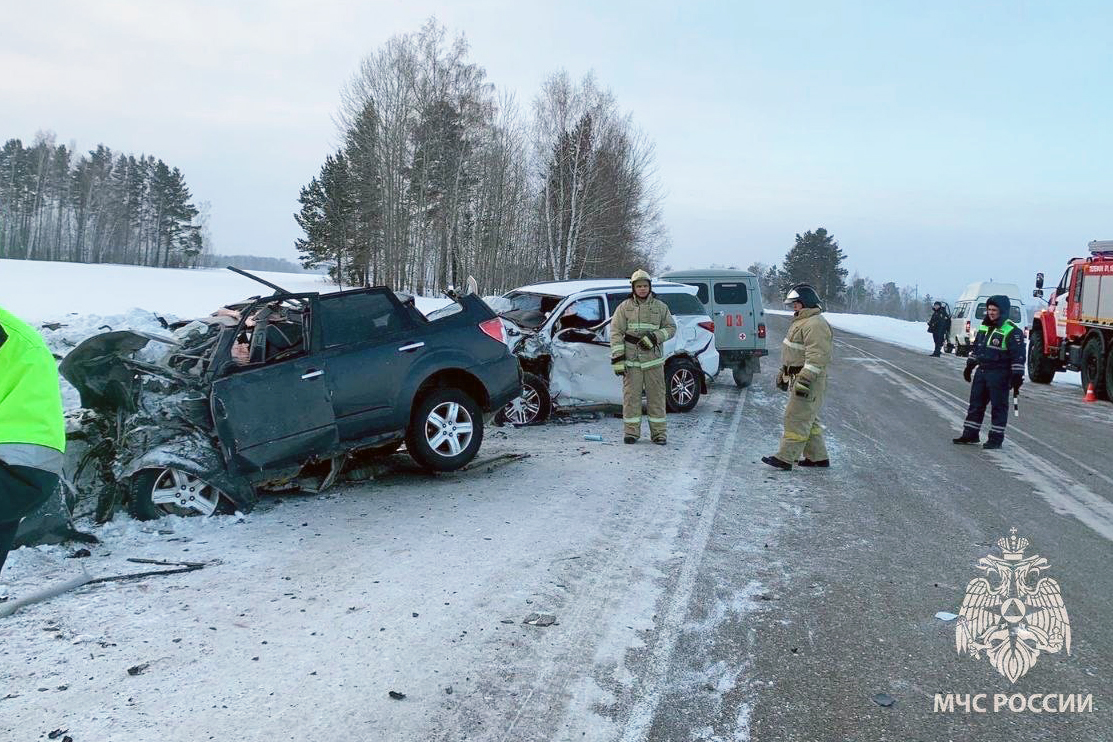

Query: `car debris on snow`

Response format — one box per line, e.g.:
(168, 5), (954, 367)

(388, 690), (407, 700)
(126, 662), (150, 676)
(0, 558), (217, 618)
(522, 612), (558, 627)
(872, 693), (896, 707)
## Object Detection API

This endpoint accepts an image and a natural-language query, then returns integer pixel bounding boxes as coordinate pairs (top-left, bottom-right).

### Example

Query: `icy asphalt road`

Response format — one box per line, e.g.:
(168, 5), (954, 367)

(2, 315), (1111, 742)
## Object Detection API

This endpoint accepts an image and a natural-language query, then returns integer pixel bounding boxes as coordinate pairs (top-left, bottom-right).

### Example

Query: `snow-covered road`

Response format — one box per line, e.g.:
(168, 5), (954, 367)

(2, 385), (778, 741)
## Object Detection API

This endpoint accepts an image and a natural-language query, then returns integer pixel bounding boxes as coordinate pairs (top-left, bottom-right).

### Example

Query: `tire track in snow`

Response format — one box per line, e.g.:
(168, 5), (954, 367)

(483, 391), (746, 742)
(617, 387), (749, 742)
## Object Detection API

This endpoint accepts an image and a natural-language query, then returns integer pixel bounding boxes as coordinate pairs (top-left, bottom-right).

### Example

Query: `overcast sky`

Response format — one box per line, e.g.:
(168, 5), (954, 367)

(4, 0), (1110, 303)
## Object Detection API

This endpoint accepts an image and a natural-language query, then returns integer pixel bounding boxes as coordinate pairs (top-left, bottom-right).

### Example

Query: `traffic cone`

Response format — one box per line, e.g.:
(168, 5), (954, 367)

(1084, 383), (1097, 403)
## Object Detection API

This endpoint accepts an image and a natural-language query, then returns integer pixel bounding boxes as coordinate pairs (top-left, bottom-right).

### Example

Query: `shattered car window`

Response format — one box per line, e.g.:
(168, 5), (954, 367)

(501, 292), (562, 329)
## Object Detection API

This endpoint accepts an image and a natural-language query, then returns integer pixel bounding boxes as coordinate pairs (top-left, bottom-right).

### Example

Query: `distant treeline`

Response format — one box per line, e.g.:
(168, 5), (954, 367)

(736, 227), (944, 322)
(0, 133), (206, 268)
(196, 254), (323, 274)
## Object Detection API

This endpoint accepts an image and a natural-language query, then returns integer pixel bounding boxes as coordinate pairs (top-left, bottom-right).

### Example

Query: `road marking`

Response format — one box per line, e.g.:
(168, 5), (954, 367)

(493, 392), (745, 742)
(844, 339), (1113, 542)
(618, 385), (750, 742)
(836, 338), (1113, 489)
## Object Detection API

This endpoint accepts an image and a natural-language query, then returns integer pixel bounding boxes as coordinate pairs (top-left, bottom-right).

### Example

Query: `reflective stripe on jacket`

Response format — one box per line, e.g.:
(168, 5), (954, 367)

(780, 308), (833, 382)
(972, 319), (1025, 373)
(609, 294), (677, 370)
(0, 307), (66, 454)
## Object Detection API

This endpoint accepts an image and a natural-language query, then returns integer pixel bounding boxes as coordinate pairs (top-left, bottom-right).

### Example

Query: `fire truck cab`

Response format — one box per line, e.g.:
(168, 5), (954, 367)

(1029, 240), (1113, 398)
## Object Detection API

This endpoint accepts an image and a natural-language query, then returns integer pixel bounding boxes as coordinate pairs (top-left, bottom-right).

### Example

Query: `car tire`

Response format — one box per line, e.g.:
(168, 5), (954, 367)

(1105, 345), (1113, 402)
(1026, 328), (1056, 384)
(496, 373), (551, 426)
(666, 359), (701, 412)
(406, 388), (484, 472)
(1080, 335), (1107, 399)
(731, 367), (753, 388)
(128, 467), (228, 520)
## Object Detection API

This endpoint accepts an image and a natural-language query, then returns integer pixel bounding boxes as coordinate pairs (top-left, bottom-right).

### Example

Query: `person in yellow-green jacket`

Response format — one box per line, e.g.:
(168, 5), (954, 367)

(610, 270), (677, 445)
(0, 306), (65, 575)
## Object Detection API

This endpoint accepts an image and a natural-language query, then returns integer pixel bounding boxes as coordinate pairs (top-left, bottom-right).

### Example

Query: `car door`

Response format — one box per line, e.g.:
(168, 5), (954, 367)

(314, 290), (417, 443)
(548, 294), (619, 405)
(710, 280), (755, 351)
(211, 321), (338, 475)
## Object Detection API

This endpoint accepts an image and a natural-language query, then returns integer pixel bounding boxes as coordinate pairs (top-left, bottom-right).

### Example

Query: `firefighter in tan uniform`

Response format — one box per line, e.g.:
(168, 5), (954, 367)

(762, 284), (833, 470)
(610, 270), (677, 445)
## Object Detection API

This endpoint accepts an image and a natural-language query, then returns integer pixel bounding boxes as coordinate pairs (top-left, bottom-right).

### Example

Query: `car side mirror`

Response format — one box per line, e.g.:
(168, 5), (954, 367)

(1035, 272), (1044, 290)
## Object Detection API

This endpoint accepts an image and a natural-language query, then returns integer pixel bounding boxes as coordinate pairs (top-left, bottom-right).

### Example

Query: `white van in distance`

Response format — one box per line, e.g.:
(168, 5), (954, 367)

(948, 281), (1030, 356)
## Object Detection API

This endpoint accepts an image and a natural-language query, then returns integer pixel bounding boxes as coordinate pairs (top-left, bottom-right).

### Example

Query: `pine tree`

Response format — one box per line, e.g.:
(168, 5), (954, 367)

(780, 228), (848, 306)
(295, 152), (355, 284)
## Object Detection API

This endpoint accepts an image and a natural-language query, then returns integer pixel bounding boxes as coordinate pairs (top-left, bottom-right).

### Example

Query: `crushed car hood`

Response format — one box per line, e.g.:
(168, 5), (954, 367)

(60, 330), (181, 412)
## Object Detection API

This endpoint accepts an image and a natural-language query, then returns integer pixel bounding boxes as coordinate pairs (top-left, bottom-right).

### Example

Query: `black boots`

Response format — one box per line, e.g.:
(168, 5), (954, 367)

(983, 440), (1003, 450)
(761, 455), (792, 471)
(624, 435), (637, 444)
(953, 435), (980, 445)
(798, 458), (830, 467)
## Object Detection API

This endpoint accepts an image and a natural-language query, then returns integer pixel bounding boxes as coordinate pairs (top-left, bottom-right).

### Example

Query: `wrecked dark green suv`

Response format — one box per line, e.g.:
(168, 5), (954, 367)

(61, 274), (521, 521)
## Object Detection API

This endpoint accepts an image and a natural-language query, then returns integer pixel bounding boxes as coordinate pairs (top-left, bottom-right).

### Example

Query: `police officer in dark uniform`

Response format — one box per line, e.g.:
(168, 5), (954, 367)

(952, 295), (1025, 450)
(927, 301), (950, 357)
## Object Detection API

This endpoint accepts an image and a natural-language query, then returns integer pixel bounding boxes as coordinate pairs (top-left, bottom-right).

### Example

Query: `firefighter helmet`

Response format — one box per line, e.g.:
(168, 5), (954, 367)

(784, 284), (822, 309)
(630, 269), (652, 286)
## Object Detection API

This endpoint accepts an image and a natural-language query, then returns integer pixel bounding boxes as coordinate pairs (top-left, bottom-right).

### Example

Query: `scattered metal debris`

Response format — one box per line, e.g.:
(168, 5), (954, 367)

(872, 693), (896, 707)
(522, 612), (557, 627)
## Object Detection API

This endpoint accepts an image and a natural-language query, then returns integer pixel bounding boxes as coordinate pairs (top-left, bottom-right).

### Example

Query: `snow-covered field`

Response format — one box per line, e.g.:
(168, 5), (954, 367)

(768, 307), (1084, 390)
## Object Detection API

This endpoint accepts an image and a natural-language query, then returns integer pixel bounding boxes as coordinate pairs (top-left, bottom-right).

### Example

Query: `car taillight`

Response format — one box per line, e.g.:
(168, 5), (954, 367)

(757, 323), (767, 339)
(698, 321), (714, 333)
(479, 317), (506, 344)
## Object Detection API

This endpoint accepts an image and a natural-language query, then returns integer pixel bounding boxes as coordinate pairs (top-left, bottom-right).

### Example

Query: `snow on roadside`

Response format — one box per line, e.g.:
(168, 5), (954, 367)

(1, 258), (453, 325)
(768, 308), (1083, 389)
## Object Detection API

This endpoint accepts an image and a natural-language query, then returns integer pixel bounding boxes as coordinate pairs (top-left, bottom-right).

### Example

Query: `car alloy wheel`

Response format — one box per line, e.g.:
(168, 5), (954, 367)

(148, 468), (224, 517)
(504, 384), (542, 425)
(671, 366), (697, 406)
(424, 401), (475, 458)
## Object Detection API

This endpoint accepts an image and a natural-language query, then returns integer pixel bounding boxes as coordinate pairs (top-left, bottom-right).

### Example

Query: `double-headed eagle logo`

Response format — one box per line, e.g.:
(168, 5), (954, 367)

(956, 528), (1071, 683)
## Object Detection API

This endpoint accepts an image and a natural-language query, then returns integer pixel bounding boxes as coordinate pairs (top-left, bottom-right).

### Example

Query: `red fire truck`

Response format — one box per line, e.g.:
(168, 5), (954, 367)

(1029, 240), (1113, 398)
